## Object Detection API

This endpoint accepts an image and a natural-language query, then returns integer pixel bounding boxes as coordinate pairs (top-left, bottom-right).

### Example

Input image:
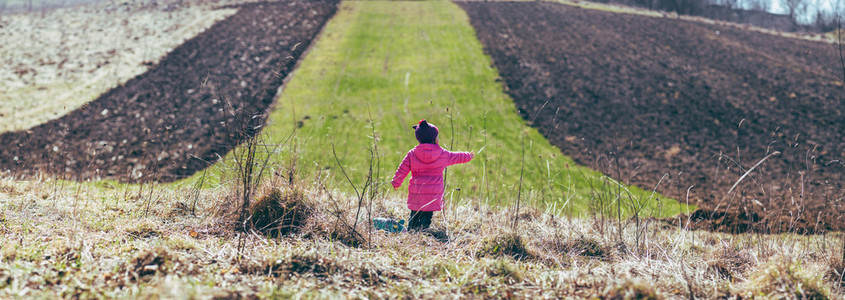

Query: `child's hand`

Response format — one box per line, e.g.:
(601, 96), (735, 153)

(470, 151), (475, 159)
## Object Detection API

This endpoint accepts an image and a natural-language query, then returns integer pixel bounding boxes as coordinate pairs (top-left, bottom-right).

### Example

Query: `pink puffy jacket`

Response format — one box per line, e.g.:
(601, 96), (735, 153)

(392, 143), (473, 211)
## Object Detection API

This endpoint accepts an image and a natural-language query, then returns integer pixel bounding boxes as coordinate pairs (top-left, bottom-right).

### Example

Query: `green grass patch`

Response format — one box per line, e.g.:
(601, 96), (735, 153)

(187, 0), (692, 217)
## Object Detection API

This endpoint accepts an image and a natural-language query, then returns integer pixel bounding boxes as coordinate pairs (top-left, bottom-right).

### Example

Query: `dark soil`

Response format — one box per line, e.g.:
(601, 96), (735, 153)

(0, 0), (338, 182)
(458, 1), (845, 233)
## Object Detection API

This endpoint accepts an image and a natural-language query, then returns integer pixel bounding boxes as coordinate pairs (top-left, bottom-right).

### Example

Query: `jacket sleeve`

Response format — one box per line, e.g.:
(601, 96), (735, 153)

(392, 152), (412, 189)
(448, 151), (473, 165)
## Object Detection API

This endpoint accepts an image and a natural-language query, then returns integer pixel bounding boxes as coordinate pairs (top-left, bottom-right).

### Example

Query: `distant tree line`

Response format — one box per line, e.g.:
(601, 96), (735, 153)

(593, 0), (842, 32)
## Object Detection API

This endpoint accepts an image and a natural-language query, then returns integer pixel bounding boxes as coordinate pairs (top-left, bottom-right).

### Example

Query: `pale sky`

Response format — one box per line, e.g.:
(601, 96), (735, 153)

(769, 0), (836, 15)
(762, 0), (838, 23)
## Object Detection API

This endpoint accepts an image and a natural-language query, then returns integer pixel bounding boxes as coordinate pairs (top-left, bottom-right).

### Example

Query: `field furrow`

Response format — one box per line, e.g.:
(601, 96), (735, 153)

(0, 0), (339, 182)
(458, 1), (845, 232)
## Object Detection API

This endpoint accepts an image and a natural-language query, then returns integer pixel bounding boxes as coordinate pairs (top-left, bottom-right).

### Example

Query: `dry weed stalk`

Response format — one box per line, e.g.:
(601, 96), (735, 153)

(327, 107), (383, 246)
(837, 9), (845, 269)
(513, 101), (548, 232)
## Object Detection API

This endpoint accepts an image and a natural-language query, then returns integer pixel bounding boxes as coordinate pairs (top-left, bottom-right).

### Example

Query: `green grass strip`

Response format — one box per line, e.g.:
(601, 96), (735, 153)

(193, 0), (693, 217)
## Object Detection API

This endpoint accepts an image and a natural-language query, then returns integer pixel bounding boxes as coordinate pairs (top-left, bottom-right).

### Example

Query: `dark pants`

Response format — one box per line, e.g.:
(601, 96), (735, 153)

(408, 210), (433, 231)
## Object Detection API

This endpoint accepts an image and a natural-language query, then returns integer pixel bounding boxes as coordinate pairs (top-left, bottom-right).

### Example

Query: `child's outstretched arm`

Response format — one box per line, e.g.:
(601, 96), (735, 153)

(448, 150), (474, 165)
(391, 153), (412, 190)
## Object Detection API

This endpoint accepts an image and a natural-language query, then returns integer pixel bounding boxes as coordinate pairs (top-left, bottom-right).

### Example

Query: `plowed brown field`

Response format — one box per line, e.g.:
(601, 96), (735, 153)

(458, 1), (845, 233)
(0, 0), (338, 182)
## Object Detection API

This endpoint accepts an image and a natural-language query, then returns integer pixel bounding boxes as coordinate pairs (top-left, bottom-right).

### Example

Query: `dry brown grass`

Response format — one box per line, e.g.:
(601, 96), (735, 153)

(0, 176), (843, 298)
(743, 256), (832, 299)
(602, 277), (662, 300)
(249, 185), (313, 236)
(707, 242), (755, 281)
(482, 232), (535, 260)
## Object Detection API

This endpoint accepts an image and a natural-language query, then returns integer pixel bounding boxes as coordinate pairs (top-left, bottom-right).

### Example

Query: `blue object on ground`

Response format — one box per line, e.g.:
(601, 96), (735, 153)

(372, 217), (406, 233)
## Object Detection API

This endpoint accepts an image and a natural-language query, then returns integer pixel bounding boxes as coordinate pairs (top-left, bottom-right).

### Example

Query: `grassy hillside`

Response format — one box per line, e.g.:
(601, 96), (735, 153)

(197, 0), (693, 217)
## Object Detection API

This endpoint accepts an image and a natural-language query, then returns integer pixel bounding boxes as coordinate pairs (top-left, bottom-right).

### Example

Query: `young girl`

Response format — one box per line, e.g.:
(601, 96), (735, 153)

(392, 119), (474, 231)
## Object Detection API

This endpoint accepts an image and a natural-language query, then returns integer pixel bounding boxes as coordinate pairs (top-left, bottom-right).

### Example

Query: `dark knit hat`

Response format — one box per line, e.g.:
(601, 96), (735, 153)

(412, 119), (439, 144)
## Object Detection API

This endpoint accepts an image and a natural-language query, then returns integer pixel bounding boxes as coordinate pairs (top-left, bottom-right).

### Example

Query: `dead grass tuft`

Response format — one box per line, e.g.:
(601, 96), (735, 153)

(239, 256), (287, 277)
(123, 246), (184, 282)
(483, 232), (534, 260)
(301, 208), (365, 247)
(537, 233), (608, 262)
(827, 258), (845, 283)
(288, 252), (341, 277)
(251, 186), (313, 236)
(602, 277), (662, 300)
(745, 256), (831, 299)
(424, 261), (461, 280)
(166, 201), (193, 220)
(240, 251), (342, 278)
(165, 235), (196, 251)
(708, 244), (754, 281)
(562, 236), (608, 259)
(358, 262), (403, 286)
(125, 218), (162, 238)
(50, 245), (81, 267)
(0, 268), (11, 289)
(517, 208), (541, 221)
(0, 184), (19, 196)
(484, 259), (524, 283)
(0, 245), (15, 262)
(323, 225), (365, 248)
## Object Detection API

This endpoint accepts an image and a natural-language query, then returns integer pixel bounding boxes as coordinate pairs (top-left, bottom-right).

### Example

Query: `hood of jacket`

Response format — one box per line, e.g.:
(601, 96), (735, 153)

(412, 144), (444, 163)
